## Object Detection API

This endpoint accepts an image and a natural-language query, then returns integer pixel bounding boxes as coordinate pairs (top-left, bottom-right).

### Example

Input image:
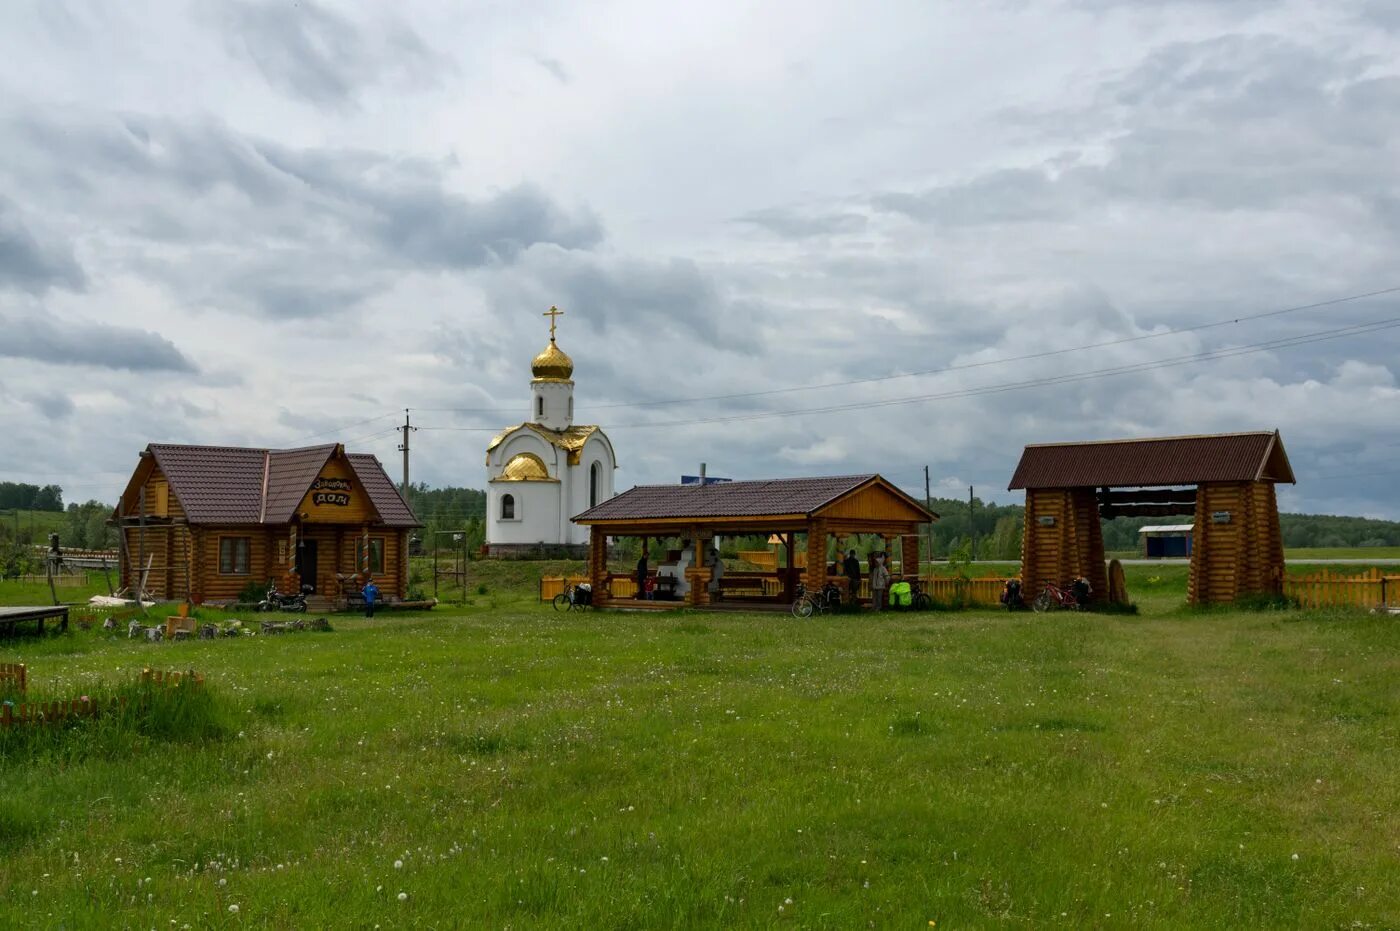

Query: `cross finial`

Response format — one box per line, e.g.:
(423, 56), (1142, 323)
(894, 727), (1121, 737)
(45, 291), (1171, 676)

(543, 305), (564, 341)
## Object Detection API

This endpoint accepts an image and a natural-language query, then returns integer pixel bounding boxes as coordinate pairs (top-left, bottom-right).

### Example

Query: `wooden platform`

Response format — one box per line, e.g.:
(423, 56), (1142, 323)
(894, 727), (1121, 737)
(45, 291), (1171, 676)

(0, 606), (69, 636)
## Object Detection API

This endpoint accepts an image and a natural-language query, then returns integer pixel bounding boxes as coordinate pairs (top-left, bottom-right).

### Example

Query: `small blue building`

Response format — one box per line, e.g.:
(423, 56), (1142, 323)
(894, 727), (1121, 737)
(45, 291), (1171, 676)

(1140, 524), (1194, 558)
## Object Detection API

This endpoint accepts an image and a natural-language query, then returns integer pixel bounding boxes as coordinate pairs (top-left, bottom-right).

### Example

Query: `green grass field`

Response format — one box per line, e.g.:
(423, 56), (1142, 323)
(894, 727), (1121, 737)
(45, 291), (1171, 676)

(1, 563), (1397, 929)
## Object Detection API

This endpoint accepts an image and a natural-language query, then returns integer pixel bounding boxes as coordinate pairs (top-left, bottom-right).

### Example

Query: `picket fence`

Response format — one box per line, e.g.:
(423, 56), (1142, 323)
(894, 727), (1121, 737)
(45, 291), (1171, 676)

(1, 668), (203, 731)
(0, 662), (27, 693)
(1, 697), (104, 729)
(1283, 569), (1398, 609)
(922, 576), (1013, 607)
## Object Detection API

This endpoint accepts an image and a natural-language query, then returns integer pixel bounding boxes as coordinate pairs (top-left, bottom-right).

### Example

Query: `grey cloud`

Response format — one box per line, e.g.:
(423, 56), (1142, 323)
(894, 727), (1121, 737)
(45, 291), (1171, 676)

(734, 206), (868, 238)
(530, 55), (570, 84)
(26, 391), (75, 420)
(212, 0), (448, 107)
(1, 109), (602, 318)
(0, 314), (197, 372)
(0, 196), (84, 293)
(873, 36), (1400, 232)
(483, 246), (762, 352)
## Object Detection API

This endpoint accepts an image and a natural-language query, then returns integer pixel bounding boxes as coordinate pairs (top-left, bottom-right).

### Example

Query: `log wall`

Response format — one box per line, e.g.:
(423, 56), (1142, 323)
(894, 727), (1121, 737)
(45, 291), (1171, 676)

(1019, 488), (1108, 602)
(1188, 481), (1284, 604)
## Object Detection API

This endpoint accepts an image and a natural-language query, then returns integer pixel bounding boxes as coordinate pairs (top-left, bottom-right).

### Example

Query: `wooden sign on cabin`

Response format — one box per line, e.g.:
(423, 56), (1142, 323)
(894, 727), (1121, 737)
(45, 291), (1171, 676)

(299, 458), (374, 523)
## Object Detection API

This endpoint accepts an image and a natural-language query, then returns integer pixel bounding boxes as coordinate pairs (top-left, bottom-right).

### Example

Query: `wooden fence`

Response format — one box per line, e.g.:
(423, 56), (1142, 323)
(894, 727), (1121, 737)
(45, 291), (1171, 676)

(140, 668), (205, 687)
(0, 668), (203, 731)
(539, 576), (589, 601)
(1284, 569), (1399, 609)
(0, 663), (26, 693)
(922, 576), (1013, 607)
(1, 697), (104, 729)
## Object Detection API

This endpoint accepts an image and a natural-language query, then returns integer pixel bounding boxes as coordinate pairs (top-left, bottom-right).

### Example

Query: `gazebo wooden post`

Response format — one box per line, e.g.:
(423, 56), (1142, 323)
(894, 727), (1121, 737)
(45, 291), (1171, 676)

(805, 518), (828, 594)
(687, 527), (710, 607)
(783, 532), (797, 599)
(588, 526), (610, 607)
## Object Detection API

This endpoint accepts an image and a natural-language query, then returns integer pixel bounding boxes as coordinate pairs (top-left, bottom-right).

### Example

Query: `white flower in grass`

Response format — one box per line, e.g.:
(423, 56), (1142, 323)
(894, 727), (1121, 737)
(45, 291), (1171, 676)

(394, 860), (403, 869)
(397, 892), (408, 902)
(228, 904), (239, 913)
(1291, 853), (1300, 861)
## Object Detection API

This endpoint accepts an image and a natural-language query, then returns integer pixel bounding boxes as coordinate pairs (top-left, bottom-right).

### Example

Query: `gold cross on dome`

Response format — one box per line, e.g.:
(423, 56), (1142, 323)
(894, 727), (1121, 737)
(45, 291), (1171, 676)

(543, 306), (564, 341)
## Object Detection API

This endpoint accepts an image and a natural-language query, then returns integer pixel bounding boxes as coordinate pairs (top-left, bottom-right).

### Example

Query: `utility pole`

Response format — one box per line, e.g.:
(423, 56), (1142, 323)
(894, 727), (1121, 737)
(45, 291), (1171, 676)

(969, 484), (976, 562)
(924, 466), (933, 567)
(397, 409), (417, 496)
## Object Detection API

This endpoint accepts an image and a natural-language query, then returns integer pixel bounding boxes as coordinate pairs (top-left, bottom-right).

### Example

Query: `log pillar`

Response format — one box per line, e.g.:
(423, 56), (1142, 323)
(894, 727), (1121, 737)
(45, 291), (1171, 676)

(805, 519), (829, 592)
(1189, 481), (1284, 604)
(1019, 488), (1107, 603)
(588, 527), (610, 607)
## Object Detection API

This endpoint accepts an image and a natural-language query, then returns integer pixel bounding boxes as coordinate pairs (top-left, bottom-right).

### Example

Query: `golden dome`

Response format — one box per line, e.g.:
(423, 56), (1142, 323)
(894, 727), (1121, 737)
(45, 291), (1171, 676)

(500, 452), (552, 481)
(531, 339), (574, 382)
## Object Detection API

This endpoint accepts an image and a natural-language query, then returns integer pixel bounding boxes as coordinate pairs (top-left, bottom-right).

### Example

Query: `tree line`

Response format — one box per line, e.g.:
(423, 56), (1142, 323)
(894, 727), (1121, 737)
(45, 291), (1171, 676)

(0, 482), (64, 511)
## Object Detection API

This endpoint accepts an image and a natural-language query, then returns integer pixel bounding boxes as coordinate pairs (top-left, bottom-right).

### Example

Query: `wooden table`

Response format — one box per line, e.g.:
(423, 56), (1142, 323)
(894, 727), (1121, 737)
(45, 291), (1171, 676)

(0, 606), (69, 636)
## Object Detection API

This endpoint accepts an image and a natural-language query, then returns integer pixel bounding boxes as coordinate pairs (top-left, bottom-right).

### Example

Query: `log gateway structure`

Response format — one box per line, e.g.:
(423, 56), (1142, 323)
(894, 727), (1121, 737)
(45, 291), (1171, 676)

(571, 474), (938, 609)
(1008, 431), (1295, 605)
(114, 443), (422, 606)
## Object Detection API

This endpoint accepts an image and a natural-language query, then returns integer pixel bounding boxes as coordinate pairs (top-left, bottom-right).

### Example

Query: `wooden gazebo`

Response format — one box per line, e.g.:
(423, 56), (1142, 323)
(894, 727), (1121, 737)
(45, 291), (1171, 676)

(1008, 431), (1295, 605)
(572, 474), (937, 608)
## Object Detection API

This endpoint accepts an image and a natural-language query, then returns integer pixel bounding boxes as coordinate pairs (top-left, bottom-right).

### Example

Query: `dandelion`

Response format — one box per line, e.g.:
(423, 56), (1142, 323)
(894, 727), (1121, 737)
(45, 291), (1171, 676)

(394, 860), (404, 869)
(397, 892), (408, 902)
(1291, 853), (1300, 861)
(228, 904), (239, 914)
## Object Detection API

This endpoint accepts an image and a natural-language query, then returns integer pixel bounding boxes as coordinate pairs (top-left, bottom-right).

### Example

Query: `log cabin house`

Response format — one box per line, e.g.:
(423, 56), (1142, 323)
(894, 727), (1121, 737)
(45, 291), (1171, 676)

(114, 443), (422, 606)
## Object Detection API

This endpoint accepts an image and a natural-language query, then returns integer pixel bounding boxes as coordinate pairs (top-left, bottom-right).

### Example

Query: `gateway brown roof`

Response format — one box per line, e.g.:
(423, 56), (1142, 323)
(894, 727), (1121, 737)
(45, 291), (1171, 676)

(135, 443), (421, 527)
(574, 474), (936, 523)
(1008, 431), (1295, 490)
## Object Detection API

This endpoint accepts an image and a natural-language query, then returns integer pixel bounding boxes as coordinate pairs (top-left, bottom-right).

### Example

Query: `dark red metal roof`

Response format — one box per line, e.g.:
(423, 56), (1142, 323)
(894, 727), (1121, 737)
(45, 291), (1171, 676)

(265, 445), (337, 523)
(147, 445), (267, 524)
(1007, 431), (1295, 490)
(574, 474), (936, 523)
(144, 443), (421, 527)
(348, 454), (420, 528)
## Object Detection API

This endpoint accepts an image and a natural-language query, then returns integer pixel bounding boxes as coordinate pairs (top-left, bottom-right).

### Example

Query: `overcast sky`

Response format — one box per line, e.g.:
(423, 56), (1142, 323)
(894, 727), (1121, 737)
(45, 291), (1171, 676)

(2, 0), (1398, 518)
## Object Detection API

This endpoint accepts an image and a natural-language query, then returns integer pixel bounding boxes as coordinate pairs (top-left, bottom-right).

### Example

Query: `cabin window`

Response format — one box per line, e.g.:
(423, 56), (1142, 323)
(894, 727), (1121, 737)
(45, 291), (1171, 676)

(219, 537), (250, 575)
(536, 396), (544, 418)
(151, 481), (170, 518)
(590, 462), (601, 508)
(356, 537), (386, 575)
(501, 494), (516, 520)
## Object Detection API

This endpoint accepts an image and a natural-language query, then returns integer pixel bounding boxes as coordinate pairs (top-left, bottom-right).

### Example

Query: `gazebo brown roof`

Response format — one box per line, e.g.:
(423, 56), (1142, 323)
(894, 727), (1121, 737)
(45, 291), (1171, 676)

(1008, 431), (1295, 490)
(572, 473), (938, 609)
(575, 474), (937, 525)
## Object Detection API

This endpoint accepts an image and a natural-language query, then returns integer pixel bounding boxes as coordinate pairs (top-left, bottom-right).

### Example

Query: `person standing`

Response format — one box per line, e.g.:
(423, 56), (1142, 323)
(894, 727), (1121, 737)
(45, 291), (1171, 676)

(362, 578), (379, 618)
(870, 552), (890, 612)
(842, 549), (861, 607)
(636, 549), (649, 600)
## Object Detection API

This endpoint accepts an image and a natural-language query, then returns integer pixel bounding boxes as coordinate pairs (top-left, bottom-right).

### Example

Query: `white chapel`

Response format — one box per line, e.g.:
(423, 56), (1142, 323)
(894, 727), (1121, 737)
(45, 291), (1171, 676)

(484, 308), (617, 557)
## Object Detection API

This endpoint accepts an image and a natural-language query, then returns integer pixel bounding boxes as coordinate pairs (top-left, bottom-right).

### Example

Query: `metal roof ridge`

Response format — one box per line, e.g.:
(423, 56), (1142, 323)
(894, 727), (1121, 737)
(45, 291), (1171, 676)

(1022, 430), (1276, 449)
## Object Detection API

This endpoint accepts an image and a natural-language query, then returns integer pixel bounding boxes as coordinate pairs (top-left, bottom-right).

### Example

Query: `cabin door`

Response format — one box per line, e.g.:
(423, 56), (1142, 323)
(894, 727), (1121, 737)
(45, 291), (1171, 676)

(300, 540), (319, 594)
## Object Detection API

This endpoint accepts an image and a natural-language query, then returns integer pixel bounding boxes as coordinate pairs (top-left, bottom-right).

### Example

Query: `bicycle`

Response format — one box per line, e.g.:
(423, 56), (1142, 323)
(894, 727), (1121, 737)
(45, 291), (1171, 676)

(792, 581), (843, 618)
(1031, 578), (1090, 612)
(906, 577), (933, 611)
(552, 582), (593, 611)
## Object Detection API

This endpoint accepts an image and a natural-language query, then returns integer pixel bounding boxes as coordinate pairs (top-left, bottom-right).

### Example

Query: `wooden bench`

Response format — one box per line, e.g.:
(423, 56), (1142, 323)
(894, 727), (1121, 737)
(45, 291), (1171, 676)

(717, 577), (768, 597)
(0, 606), (69, 636)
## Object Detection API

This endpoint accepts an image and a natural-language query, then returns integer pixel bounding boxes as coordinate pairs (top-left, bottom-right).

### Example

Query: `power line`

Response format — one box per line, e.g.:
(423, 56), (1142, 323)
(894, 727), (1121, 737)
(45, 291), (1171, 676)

(405, 315), (1400, 433)
(290, 410), (402, 444)
(413, 284), (1400, 417)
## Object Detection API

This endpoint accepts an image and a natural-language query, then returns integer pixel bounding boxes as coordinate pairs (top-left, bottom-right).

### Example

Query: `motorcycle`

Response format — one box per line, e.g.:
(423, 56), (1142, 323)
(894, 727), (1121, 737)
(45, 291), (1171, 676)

(257, 580), (311, 613)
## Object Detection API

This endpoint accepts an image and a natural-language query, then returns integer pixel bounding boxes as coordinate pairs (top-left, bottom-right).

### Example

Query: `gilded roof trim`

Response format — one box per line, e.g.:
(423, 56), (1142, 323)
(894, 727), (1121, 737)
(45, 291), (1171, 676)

(485, 423), (611, 467)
